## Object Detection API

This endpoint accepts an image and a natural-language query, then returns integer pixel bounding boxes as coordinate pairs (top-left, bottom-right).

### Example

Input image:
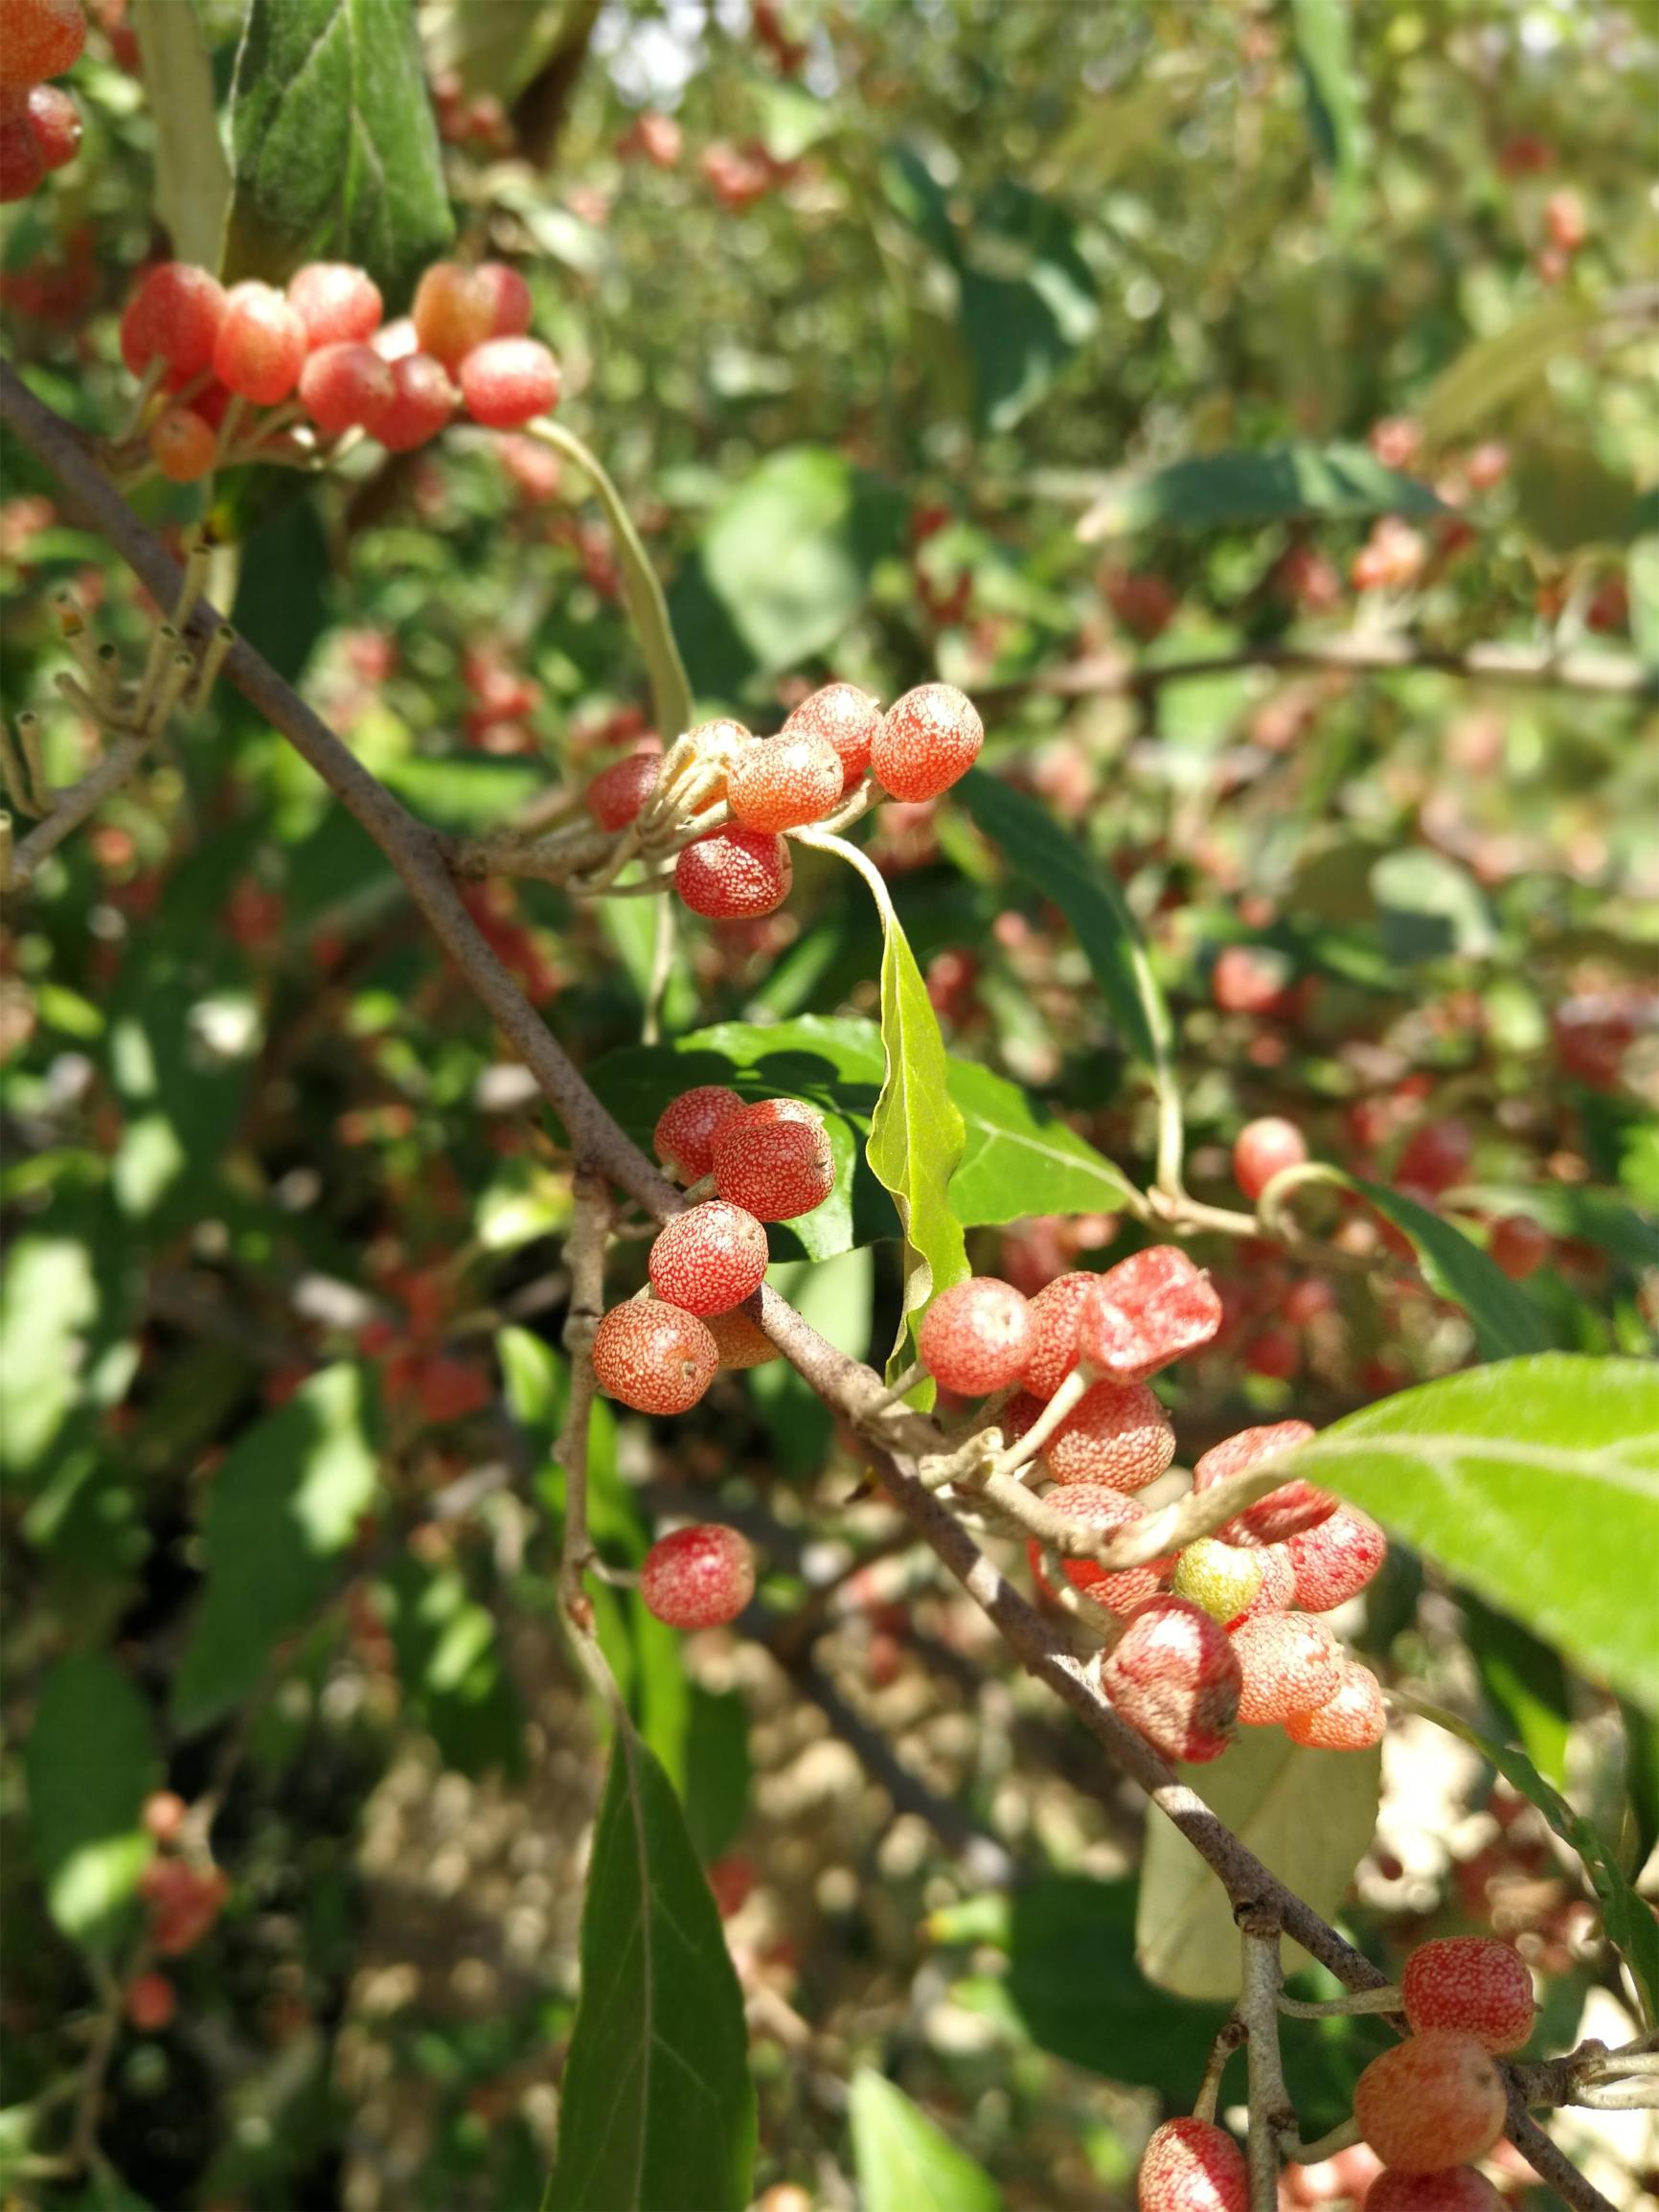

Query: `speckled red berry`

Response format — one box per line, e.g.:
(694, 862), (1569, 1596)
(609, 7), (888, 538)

(1229, 1610), (1343, 1725)
(459, 336), (560, 428)
(1401, 1937), (1535, 2053)
(584, 749), (661, 831)
(1097, 1595), (1240, 1764)
(1488, 1213), (1549, 1280)
(1233, 1115), (1308, 1201)
(0, 107), (42, 200)
(121, 263), (227, 380)
(919, 1277), (1032, 1396)
(1352, 2032), (1505, 2172)
(1397, 1118), (1473, 1196)
(286, 262), (383, 347)
(148, 406), (217, 483)
(1079, 1246), (1223, 1382)
(710, 1099), (833, 1220)
(1022, 1271), (1102, 1400)
(298, 342), (396, 437)
(25, 81), (79, 170)
(0, 0), (85, 90)
(1007, 1380), (1174, 1491)
(1041, 1483), (1170, 1619)
(592, 1300), (718, 1414)
(653, 1084), (745, 1182)
(1284, 1661), (1386, 1750)
(1136, 2115), (1247, 2212)
(476, 261), (533, 337)
(1193, 1422), (1334, 1547)
(640, 1523), (755, 1629)
(726, 729), (843, 832)
(1285, 1504), (1387, 1612)
(412, 261), (494, 367)
(706, 1306), (779, 1369)
(370, 353), (458, 450)
(781, 682), (882, 791)
(1363, 2169), (1503, 2212)
(214, 282), (307, 406)
(648, 1201), (769, 1316)
(675, 827), (793, 919)
(871, 681), (983, 801)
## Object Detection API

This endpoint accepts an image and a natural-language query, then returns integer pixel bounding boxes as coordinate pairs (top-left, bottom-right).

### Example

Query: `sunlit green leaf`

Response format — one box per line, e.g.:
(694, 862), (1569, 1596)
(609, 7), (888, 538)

(849, 2071), (1003, 2212)
(26, 1653), (158, 1954)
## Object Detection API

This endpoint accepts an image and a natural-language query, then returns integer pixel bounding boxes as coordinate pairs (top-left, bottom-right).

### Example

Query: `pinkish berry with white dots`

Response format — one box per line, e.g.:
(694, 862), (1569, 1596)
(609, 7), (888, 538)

(919, 1277), (1032, 1396)
(1401, 1936), (1535, 2053)
(459, 336), (560, 428)
(585, 750), (661, 831)
(213, 281), (307, 406)
(286, 262), (383, 347)
(1041, 1485), (1170, 1620)
(1135, 2115), (1247, 2212)
(1284, 1660), (1386, 1750)
(641, 1523), (756, 1630)
(675, 827), (793, 919)
(1006, 1381), (1174, 1491)
(648, 1201), (769, 1316)
(1229, 1610), (1344, 1725)
(726, 729), (844, 832)
(706, 1307), (779, 1370)
(1079, 1246), (1223, 1382)
(1352, 2031), (1505, 2171)
(654, 1084), (745, 1182)
(592, 1300), (718, 1415)
(1097, 1595), (1241, 1764)
(1363, 2170), (1503, 2212)
(298, 342), (396, 436)
(711, 1100), (833, 1221)
(1193, 1421), (1334, 1546)
(1232, 1115), (1308, 1202)
(871, 682), (984, 802)
(1284, 1504), (1387, 1611)
(1021, 1271), (1102, 1400)
(781, 682), (883, 791)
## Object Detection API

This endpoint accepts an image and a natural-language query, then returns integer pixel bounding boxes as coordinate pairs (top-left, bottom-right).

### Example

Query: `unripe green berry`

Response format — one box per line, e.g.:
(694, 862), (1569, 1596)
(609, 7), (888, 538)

(1171, 1539), (1262, 1626)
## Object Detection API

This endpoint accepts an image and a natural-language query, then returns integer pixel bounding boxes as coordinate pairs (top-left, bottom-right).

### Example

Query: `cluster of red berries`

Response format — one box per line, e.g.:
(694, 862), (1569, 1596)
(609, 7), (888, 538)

(132, 1788), (227, 1997)
(1136, 1938), (1534, 2210)
(582, 680), (984, 922)
(916, 1256), (1387, 1766)
(118, 254), (559, 484)
(0, 0), (84, 205)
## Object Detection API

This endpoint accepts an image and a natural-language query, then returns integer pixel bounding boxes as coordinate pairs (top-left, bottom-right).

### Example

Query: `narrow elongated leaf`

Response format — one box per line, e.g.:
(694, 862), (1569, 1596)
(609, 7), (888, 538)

(1289, 0), (1364, 228)
(1350, 1178), (1554, 1358)
(1621, 1701), (1659, 1876)
(1269, 1357), (1659, 1704)
(378, 1556), (525, 1781)
(1420, 300), (1601, 443)
(1137, 1730), (1383, 1998)
(132, 0), (231, 268)
(1460, 1593), (1571, 1790)
(544, 1729), (756, 2212)
(26, 1653), (158, 1954)
(224, 0), (454, 299)
(849, 2072), (1002, 2212)
(1072, 445), (1441, 536)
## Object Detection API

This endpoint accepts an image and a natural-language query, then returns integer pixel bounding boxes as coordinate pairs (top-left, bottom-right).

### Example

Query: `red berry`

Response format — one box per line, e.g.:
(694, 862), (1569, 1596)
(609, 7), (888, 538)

(148, 405), (217, 482)
(214, 281), (307, 405)
(592, 1300), (718, 1414)
(871, 682), (983, 802)
(1352, 2032), (1506, 2172)
(1096, 1595), (1241, 1764)
(726, 729), (843, 832)
(1401, 1936), (1535, 2053)
(1397, 1118), (1473, 1196)
(1192, 1421), (1334, 1546)
(653, 1083), (745, 1182)
(1006, 1381), (1173, 1491)
(0, 106), (42, 199)
(120, 262), (227, 379)
(25, 80), (79, 169)
(1284, 1660), (1386, 1749)
(1229, 1611), (1343, 1725)
(1488, 1213), (1549, 1280)
(1245, 1326), (1300, 1381)
(0, 0), (85, 90)
(1078, 1246), (1223, 1383)
(780, 681), (882, 792)
(1043, 1484), (1170, 1618)
(640, 1522), (756, 1630)
(1228, 1540), (1295, 1622)
(707, 1306), (779, 1369)
(1232, 1115), (1308, 1201)
(1282, 1277), (1336, 1327)
(124, 1971), (177, 2033)
(372, 315), (419, 363)
(585, 749), (661, 830)
(1022, 1270), (1102, 1400)
(370, 352), (457, 450)
(675, 827), (793, 920)
(1136, 2116), (1247, 2212)
(412, 261), (494, 368)
(1363, 2170), (1503, 2212)
(286, 262), (382, 347)
(710, 1099), (833, 1221)
(1212, 945), (1293, 1018)
(298, 341), (396, 437)
(919, 1276), (1032, 1396)
(143, 1789), (188, 1844)
(476, 260), (533, 337)
(459, 336), (560, 428)
(1284, 1505), (1387, 1611)
(648, 1200), (769, 1316)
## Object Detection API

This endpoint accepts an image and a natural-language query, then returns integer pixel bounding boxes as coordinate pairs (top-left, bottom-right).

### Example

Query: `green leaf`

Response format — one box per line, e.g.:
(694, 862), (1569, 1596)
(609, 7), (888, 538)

(1348, 1178), (1555, 1359)
(1621, 1700), (1659, 1876)
(223, 0), (454, 302)
(1137, 1730), (1383, 1998)
(848, 2071), (1002, 2212)
(26, 1653), (158, 1955)
(1371, 848), (1495, 964)
(378, 1556), (526, 1781)
(751, 1250), (875, 1475)
(173, 1363), (381, 1733)
(131, 0), (232, 268)
(1460, 1593), (1572, 1790)
(1271, 1357), (1659, 1705)
(0, 1235), (100, 1480)
(958, 182), (1099, 433)
(683, 1687), (753, 1864)
(1419, 300), (1601, 444)
(1072, 445), (1442, 536)
(1452, 1183), (1659, 1273)
(543, 1729), (756, 2212)
(420, 0), (568, 102)
(1289, 0), (1364, 230)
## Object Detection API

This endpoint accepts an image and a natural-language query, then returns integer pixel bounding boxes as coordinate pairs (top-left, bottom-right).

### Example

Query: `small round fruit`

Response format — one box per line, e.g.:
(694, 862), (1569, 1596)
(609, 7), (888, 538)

(0, 107), (42, 200)
(1284, 1661), (1386, 1750)
(781, 681), (882, 791)
(143, 1789), (188, 1844)
(1362, 2170), (1502, 2212)
(726, 729), (843, 832)
(369, 353), (457, 450)
(148, 405), (217, 482)
(1352, 2031), (1506, 2172)
(871, 681), (984, 801)
(585, 750), (661, 830)
(1044, 1485), (1170, 1619)
(1079, 1246), (1223, 1383)
(919, 1276), (1032, 1396)
(1401, 1936), (1535, 2054)
(710, 1099), (833, 1221)
(412, 261), (494, 368)
(1489, 1213), (1549, 1280)
(298, 341), (396, 436)
(1009, 1380), (1174, 1491)
(591, 1300), (717, 1415)
(1171, 1539), (1263, 1627)
(1397, 1117), (1473, 1196)
(641, 1523), (756, 1630)
(120, 262), (227, 379)
(653, 1084), (744, 1182)
(1284, 1504), (1387, 1611)
(1022, 1271), (1103, 1400)
(1192, 1422), (1333, 1547)
(124, 1971), (177, 2033)
(1233, 1115), (1308, 1202)
(25, 81), (79, 169)
(706, 1306), (779, 1369)
(0, 0), (86, 91)
(214, 282), (307, 405)
(675, 828), (793, 920)
(1229, 1611), (1343, 1726)
(459, 335), (560, 428)
(1136, 2117), (1247, 2212)
(647, 1201), (769, 1317)
(1097, 1594), (1241, 1764)
(476, 260), (533, 337)
(286, 261), (382, 346)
